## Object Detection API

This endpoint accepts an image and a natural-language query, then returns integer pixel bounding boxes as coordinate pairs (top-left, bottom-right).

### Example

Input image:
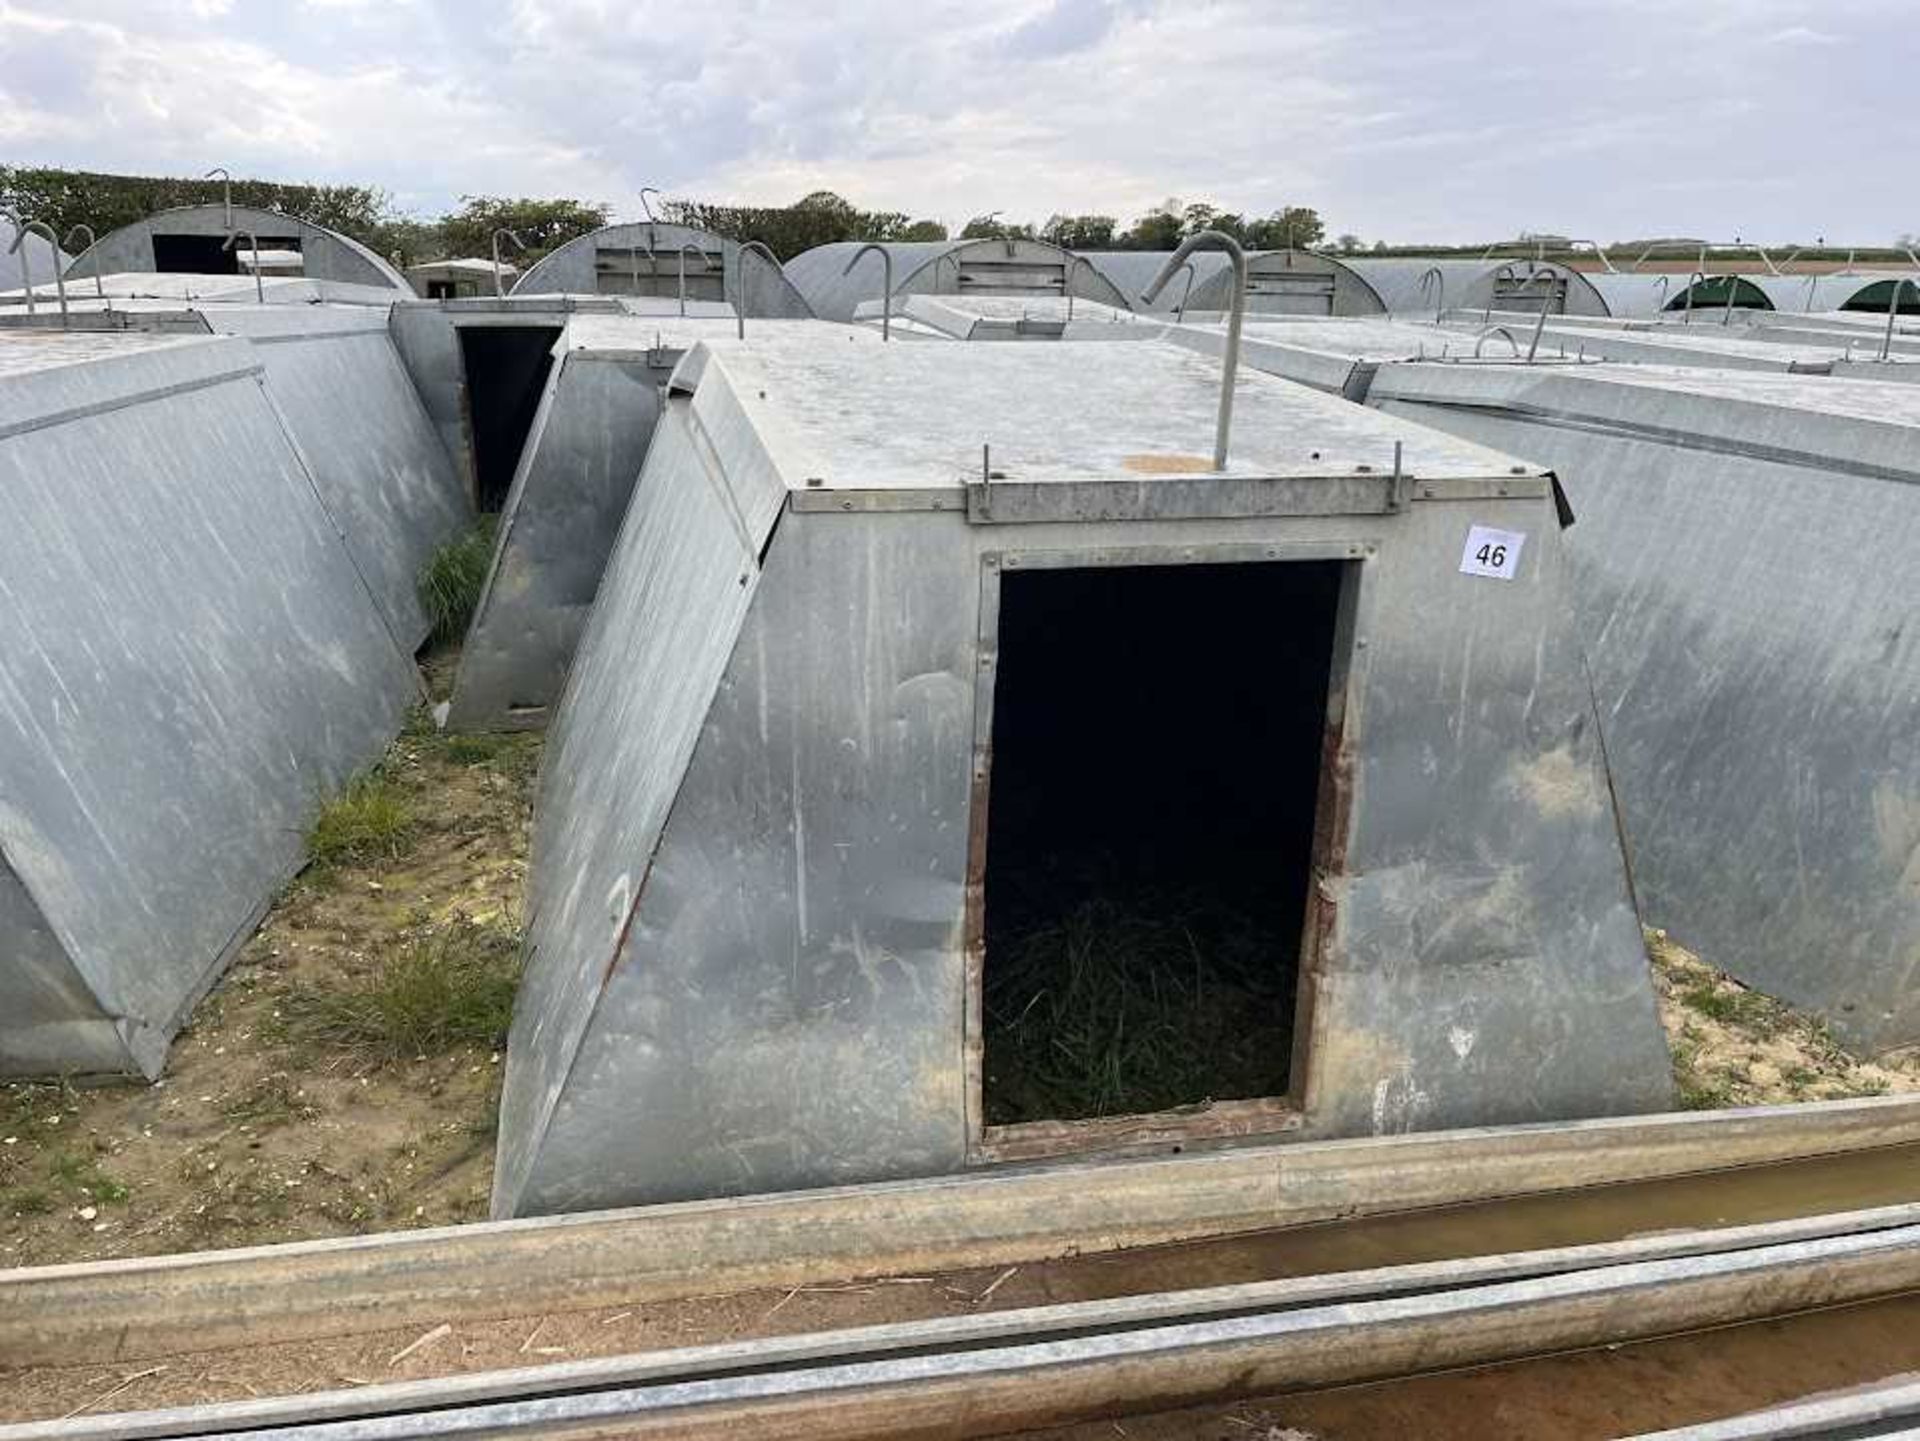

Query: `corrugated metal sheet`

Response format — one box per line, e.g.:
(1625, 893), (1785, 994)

(1189, 249), (1389, 316)
(1079, 250), (1232, 312)
(1346, 258), (1609, 318)
(494, 338), (1669, 1216)
(0, 214), (68, 290)
(1369, 361), (1920, 1052)
(65, 206), (409, 293)
(1696, 270), (1920, 316)
(784, 239), (1130, 323)
(0, 330), (418, 1077)
(513, 223), (812, 316)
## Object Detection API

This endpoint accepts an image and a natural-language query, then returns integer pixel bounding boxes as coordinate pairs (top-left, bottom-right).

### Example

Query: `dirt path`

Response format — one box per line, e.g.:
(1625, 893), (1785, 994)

(2, 711), (1911, 1279)
(0, 707), (538, 1268)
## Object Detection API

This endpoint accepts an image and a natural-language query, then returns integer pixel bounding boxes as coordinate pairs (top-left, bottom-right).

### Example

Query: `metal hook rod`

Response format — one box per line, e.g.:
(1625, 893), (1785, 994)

(1681, 270), (1706, 325)
(1474, 325), (1521, 358)
(1520, 270), (1557, 360)
(1883, 279), (1915, 362)
(222, 228), (265, 304)
(203, 167), (232, 234)
(62, 225), (101, 298)
(734, 241), (778, 340)
(1417, 264), (1445, 318)
(1570, 238), (1617, 274)
(1485, 264), (1518, 325)
(639, 188), (662, 256)
(1172, 261), (1196, 321)
(676, 243), (705, 318)
(1, 206), (35, 316)
(491, 228), (524, 298)
(16, 220), (67, 324)
(843, 243), (893, 342)
(1142, 229), (1247, 471)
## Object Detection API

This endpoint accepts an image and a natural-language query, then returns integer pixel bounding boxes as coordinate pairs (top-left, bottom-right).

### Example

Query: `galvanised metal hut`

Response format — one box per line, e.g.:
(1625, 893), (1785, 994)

(447, 313), (880, 731)
(492, 335), (1671, 1216)
(0, 330), (425, 1076)
(785, 238), (1130, 324)
(1369, 361), (1920, 1053)
(513, 222), (812, 317)
(1344, 258), (1609, 318)
(62, 205), (410, 293)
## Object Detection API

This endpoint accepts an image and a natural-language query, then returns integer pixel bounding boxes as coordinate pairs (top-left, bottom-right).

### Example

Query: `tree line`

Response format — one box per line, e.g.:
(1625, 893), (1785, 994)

(1, 165), (1352, 266)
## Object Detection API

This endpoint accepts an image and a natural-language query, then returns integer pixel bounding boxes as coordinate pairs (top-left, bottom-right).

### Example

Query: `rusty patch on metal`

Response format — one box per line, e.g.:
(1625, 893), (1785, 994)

(1121, 453), (1212, 474)
(1292, 682), (1356, 1108)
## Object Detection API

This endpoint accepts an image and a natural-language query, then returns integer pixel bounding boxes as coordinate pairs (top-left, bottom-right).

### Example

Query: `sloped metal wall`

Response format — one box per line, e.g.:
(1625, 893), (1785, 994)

(1370, 362), (1920, 1052)
(0, 331), (419, 1077)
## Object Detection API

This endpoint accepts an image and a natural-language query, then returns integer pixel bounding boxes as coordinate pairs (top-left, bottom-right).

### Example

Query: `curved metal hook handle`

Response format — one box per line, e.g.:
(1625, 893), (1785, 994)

(1883, 278), (1916, 361)
(638, 188), (664, 256)
(1417, 264), (1445, 317)
(675, 242), (706, 318)
(734, 240), (779, 339)
(222, 228), (267, 304)
(1571, 238), (1618, 274)
(1474, 325), (1521, 358)
(1172, 261), (1196, 321)
(21, 219), (69, 325)
(1142, 229), (1246, 471)
(491, 228), (525, 298)
(1485, 264), (1520, 324)
(1675, 269), (1709, 322)
(62, 224), (103, 299)
(203, 167), (233, 234)
(842, 243), (893, 342)
(2, 205), (35, 317)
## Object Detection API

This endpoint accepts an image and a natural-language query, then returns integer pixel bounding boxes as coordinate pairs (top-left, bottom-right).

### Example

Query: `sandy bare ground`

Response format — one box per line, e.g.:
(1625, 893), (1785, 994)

(0, 706), (537, 1268)
(2, 712), (1911, 1273)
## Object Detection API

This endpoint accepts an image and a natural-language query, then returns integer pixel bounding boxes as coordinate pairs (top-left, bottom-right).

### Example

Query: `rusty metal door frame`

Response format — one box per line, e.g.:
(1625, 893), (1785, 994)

(962, 539), (1369, 1165)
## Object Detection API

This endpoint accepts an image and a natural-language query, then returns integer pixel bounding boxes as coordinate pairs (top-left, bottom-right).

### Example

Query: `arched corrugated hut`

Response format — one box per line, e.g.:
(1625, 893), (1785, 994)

(514, 222), (813, 316)
(785, 237), (1129, 323)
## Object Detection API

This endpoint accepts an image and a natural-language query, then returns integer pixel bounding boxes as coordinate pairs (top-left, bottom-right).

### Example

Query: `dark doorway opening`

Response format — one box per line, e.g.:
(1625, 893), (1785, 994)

(151, 233), (300, 275)
(458, 326), (560, 512)
(980, 559), (1347, 1130)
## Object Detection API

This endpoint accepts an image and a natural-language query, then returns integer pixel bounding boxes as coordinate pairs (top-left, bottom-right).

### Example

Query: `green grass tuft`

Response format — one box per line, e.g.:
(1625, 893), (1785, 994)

(280, 918), (521, 1063)
(418, 517), (498, 648)
(308, 771), (416, 869)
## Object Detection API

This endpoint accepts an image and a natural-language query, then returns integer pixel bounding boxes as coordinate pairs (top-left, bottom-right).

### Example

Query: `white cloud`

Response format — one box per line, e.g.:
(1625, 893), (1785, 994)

(1, 0), (1913, 243)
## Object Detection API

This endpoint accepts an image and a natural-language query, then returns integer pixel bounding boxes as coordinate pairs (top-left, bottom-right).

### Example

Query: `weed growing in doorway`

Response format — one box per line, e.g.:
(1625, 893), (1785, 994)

(982, 891), (1292, 1125)
(418, 516), (498, 647)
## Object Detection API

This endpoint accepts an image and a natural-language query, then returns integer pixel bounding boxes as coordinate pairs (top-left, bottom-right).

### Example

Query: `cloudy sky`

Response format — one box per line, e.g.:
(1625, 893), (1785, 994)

(2, 0), (1913, 244)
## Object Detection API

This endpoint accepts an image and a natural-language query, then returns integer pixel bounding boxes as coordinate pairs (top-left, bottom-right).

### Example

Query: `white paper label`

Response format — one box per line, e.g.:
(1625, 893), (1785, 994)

(1459, 525), (1526, 581)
